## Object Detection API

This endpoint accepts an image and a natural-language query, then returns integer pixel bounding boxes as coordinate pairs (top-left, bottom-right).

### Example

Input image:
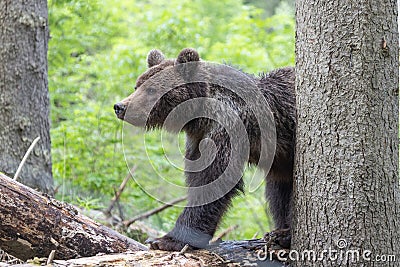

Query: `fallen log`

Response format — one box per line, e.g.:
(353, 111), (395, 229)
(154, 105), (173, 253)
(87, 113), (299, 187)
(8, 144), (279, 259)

(2, 241), (286, 267)
(0, 173), (286, 266)
(0, 173), (147, 261)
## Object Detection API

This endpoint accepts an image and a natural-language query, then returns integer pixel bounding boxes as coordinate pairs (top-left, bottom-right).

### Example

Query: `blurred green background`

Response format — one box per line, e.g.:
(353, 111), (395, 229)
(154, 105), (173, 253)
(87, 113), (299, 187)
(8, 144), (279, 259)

(48, 0), (295, 241)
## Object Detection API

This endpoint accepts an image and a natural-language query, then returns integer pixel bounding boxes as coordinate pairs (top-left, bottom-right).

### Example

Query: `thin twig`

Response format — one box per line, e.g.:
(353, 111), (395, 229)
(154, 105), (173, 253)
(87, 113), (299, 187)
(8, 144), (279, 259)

(211, 252), (227, 263)
(124, 195), (187, 227)
(211, 225), (238, 243)
(251, 231), (259, 239)
(179, 244), (190, 255)
(14, 136), (40, 181)
(46, 250), (56, 265)
(114, 187), (125, 221)
(104, 165), (137, 217)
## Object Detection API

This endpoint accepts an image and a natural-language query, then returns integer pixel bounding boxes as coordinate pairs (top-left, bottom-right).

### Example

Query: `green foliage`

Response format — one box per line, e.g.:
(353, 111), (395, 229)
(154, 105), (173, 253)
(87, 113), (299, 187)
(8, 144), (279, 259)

(74, 196), (105, 210)
(48, 0), (295, 239)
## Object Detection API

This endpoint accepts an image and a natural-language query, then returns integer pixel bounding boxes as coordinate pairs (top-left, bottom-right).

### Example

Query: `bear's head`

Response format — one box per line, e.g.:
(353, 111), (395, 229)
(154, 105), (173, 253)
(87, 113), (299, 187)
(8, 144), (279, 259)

(114, 48), (205, 131)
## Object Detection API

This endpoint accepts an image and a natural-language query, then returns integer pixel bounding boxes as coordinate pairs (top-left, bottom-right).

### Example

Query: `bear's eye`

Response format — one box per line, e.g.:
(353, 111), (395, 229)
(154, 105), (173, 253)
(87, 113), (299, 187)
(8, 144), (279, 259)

(147, 87), (156, 94)
(134, 86), (137, 90)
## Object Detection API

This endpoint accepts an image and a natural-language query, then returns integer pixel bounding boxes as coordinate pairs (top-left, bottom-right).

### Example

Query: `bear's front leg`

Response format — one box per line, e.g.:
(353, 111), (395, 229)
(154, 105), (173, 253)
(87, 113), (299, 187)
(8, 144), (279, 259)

(148, 195), (239, 251)
(148, 132), (245, 251)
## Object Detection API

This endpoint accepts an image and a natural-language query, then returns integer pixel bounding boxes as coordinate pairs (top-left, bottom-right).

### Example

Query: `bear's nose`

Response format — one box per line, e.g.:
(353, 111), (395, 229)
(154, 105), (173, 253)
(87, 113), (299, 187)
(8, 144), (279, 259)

(114, 102), (127, 117)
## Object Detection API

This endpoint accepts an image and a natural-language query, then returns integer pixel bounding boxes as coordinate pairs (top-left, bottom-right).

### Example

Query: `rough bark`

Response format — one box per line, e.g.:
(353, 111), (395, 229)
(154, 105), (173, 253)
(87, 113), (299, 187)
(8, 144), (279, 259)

(294, 0), (399, 266)
(0, 173), (148, 261)
(0, 0), (53, 194)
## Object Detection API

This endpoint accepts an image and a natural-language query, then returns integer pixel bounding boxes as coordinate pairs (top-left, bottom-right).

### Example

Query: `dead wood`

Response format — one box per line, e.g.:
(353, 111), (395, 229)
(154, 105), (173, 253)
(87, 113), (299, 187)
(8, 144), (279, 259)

(0, 173), (286, 266)
(0, 173), (147, 261)
(1, 239), (286, 267)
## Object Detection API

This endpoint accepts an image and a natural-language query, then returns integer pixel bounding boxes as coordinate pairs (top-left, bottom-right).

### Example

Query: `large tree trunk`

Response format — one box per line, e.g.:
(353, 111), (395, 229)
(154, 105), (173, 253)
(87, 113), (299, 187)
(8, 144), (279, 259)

(0, 0), (53, 194)
(293, 0), (399, 266)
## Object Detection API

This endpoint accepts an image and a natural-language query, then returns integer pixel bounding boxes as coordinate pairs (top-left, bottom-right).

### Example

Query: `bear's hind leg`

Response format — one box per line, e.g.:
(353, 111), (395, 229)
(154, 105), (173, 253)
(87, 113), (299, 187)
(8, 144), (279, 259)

(266, 179), (292, 229)
(265, 178), (292, 248)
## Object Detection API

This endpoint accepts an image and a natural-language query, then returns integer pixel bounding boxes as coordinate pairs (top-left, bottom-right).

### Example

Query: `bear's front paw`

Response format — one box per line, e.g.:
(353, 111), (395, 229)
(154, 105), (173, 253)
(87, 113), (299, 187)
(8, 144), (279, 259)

(147, 235), (191, 251)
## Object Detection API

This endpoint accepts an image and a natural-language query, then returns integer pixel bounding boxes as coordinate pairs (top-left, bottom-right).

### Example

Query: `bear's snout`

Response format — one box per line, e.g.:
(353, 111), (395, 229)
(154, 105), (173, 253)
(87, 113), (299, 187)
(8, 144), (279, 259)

(114, 102), (127, 119)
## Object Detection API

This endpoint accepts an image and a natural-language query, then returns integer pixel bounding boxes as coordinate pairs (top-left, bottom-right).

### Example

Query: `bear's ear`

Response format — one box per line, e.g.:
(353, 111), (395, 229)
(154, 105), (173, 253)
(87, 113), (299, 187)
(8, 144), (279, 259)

(147, 49), (165, 68)
(176, 48), (200, 64)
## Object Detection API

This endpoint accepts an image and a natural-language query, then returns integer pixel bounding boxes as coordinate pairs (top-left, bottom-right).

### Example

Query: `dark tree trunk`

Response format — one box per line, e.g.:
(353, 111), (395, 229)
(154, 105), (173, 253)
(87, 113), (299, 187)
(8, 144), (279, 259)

(0, 0), (53, 194)
(294, 0), (399, 266)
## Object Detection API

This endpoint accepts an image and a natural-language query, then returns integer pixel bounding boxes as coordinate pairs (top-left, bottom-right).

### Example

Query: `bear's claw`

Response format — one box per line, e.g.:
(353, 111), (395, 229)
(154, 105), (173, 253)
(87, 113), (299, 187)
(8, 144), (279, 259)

(146, 235), (191, 251)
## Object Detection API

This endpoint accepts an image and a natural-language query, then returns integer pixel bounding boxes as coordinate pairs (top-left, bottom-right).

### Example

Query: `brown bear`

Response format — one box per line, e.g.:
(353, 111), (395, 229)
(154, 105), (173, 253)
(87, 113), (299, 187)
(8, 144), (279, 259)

(114, 48), (295, 251)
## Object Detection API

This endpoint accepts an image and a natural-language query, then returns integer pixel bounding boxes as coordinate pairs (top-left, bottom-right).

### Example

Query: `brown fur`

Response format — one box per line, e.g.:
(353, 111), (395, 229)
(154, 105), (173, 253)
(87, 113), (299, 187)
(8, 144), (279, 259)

(114, 48), (295, 251)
